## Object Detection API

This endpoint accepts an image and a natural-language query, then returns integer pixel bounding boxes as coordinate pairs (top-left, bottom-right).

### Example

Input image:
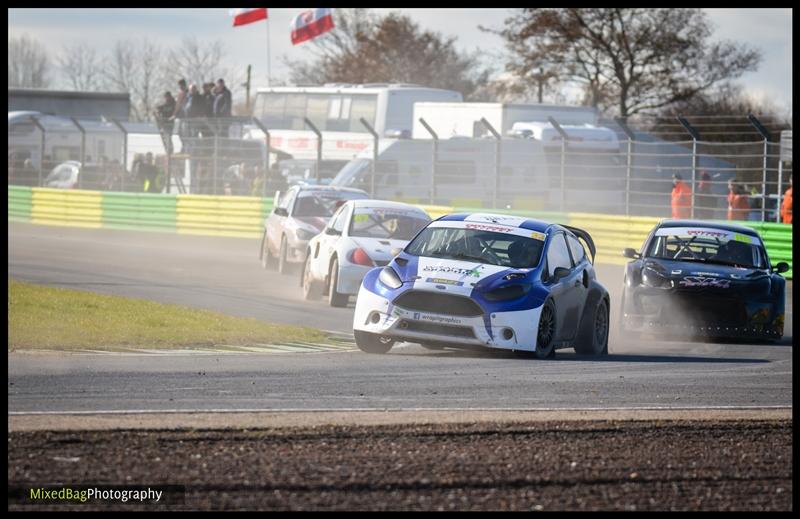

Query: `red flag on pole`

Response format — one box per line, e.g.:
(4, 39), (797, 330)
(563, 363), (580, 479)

(231, 8), (268, 27)
(290, 8), (335, 45)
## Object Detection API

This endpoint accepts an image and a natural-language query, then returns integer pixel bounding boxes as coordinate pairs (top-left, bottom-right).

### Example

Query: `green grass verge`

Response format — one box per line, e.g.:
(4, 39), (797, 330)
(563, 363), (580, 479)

(8, 279), (332, 351)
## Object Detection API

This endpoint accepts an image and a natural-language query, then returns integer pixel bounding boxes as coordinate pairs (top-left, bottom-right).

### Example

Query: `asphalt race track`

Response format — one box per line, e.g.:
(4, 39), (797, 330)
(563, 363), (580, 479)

(8, 223), (793, 511)
(8, 223), (793, 413)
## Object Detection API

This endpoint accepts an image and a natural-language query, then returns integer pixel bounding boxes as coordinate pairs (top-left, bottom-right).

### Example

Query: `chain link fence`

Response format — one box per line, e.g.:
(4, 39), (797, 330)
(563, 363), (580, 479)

(8, 112), (792, 222)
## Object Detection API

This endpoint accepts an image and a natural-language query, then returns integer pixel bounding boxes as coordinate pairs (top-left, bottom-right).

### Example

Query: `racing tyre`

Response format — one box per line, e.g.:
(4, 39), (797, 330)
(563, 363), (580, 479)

(354, 330), (394, 354)
(617, 290), (641, 342)
(535, 299), (557, 359)
(260, 231), (276, 270)
(327, 258), (349, 307)
(575, 298), (610, 355)
(278, 236), (290, 275)
(301, 255), (321, 300)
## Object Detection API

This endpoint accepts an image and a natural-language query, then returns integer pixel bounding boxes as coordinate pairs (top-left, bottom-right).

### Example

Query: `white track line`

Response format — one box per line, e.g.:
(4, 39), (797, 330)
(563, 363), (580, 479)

(8, 405), (792, 416)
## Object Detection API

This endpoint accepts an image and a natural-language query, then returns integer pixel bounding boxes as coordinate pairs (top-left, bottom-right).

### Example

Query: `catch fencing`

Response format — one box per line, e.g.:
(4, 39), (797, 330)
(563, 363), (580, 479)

(9, 185), (792, 278)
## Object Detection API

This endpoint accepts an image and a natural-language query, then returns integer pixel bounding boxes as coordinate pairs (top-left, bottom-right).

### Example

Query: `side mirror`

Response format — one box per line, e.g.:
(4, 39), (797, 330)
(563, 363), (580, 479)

(773, 262), (790, 274)
(325, 227), (341, 236)
(623, 248), (641, 259)
(390, 247), (402, 257)
(273, 207), (288, 217)
(553, 267), (570, 281)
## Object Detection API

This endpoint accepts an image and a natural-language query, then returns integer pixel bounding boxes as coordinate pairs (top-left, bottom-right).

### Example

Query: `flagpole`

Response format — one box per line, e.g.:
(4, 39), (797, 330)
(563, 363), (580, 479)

(266, 15), (272, 86)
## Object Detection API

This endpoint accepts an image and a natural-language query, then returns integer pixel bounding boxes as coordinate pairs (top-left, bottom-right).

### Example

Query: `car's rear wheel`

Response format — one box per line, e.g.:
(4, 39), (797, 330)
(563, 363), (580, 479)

(575, 298), (609, 355)
(260, 231), (276, 270)
(354, 330), (394, 354)
(328, 258), (349, 307)
(278, 236), (290, 275)
(301, 255), (321, 300)
(535, 299), (557, 359)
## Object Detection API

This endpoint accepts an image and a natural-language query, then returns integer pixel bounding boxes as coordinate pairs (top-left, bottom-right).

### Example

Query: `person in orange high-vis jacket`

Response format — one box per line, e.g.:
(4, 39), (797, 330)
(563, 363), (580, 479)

(781, 175), (792, 224)
(727, 182), (750, 221)
(671, 173), (692, 218)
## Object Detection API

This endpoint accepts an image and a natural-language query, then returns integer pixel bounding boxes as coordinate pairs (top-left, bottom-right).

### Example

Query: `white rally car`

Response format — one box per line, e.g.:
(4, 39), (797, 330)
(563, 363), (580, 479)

(260, 185), (368, 274)
(300, 200), (432, 307)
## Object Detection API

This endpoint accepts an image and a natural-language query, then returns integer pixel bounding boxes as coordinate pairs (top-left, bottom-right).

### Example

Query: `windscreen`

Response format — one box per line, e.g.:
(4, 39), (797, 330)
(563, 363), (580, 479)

(291, 190), (366, 218)
(646, 226), (767, 269)
(349, 208), (430, 240)
(405, 225), (546, 268)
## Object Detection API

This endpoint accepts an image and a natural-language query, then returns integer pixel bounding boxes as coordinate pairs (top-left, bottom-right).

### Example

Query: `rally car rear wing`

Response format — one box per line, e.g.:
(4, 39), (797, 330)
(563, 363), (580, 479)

(562, 225), (596, 263)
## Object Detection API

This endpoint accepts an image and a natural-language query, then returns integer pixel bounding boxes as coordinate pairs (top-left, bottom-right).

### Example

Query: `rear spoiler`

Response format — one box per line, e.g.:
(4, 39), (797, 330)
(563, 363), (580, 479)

(562, 225), (596, 263)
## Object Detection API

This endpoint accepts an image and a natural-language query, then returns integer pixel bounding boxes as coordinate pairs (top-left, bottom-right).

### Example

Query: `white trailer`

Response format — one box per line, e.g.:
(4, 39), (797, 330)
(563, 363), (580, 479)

(412, 102), (598, 139)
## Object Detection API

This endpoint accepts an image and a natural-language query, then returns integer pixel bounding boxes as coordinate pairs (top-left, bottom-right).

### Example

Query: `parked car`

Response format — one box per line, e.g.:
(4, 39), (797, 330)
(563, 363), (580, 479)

(260, 185), (369, 274)
(301, 200), (431, 307)
(352, 213), (609, 358)
(619, 219), (789, 341)
(43, 161), (82, 189)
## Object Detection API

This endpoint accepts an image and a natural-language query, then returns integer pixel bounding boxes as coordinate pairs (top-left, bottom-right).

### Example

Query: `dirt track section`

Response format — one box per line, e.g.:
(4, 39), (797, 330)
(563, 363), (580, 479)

(8, 419), (792, 511)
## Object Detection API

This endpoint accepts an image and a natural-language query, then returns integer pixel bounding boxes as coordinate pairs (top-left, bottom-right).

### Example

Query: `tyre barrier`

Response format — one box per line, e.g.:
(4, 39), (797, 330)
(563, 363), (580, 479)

(8, 186), (792, 278)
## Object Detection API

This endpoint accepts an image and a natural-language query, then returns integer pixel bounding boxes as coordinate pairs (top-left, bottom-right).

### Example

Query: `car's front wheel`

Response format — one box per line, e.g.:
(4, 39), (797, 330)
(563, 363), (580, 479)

(278, 235), (290, 275)
(535, 299), (557, 359)
(301, 255), (321, 300)
(260, 231), (276, 270)
(575, 298), (609, 355)
(354, 330), (394, 354)
(327, 258), (349, 307)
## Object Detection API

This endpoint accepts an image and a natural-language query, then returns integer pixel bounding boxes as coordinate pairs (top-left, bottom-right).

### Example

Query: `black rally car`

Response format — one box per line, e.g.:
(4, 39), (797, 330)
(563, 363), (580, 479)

(619, 220), (789, 341)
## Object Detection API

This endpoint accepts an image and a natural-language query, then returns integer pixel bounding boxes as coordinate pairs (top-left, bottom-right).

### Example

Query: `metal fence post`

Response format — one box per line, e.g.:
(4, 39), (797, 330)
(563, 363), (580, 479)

(110, 118), (128, 192)
(212, 119), (218, 195)
(70, 117), (87, 189)
(615, 117), (636, 217)
(303, 118), (323, 183)
(677, 116), (701, 219)
(776, 160), (783, 223)
(29, 115), (46, 187)
(547, 117), (570, 213)
(418, 118), (439, 204)
(360, 118), (380, 198)
(747, 114), (772, 221)
(251, 117), (271, 198)
(479, 118), (502, 209)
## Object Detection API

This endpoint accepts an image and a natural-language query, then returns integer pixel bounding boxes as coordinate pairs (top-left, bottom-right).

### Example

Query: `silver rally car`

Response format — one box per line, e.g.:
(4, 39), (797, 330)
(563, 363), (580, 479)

(260, 185), (368, 274)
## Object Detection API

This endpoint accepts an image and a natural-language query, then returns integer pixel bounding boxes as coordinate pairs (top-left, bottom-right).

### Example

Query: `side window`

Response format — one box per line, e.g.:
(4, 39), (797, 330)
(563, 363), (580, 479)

(546, 233), (572, 278)
(566, 234), (586, 265)
(330, 205), (349, 233)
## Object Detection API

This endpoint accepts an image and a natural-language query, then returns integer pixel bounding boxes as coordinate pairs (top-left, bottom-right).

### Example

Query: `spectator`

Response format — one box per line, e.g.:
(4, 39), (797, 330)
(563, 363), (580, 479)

(172, 79), (189, 150)
(670, 173), (692, 219)
(184, 84), (206, 138)
(155, 91), (176, 155)
(138, 152), (160, 193)
(694, 170), (714, 220)
(781, 175), (792, 224)
(727, 183), (750, 221)
(213, 78), (233, 118)
(202, 83), (215, 117)
(746, 184), (763, 221)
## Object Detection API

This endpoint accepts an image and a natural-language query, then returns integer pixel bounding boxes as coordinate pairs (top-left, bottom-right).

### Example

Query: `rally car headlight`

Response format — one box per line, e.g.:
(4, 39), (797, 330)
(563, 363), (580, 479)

(484, 283), (532, 302)
(641, 267), (671, 288)
(379, 267), (402, 289)
(296, 228), (317, 241)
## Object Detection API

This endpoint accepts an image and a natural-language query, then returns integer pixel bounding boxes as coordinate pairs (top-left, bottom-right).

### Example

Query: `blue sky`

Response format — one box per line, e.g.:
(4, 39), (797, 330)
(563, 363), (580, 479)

(8, 8), (793, 113)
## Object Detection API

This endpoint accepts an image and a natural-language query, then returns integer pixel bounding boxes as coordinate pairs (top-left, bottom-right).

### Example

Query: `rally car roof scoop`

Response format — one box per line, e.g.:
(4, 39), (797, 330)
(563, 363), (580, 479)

(561, 225), (596, 263)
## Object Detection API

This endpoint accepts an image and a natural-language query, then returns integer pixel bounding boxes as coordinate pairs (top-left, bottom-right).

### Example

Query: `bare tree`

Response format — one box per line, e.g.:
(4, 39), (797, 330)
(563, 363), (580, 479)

(284, 10), (488, 99)
(103, 40), (167, 122)
(8, 34), (51, 88)
(59, 42), (104, 91)
(488, 8), (762, 117)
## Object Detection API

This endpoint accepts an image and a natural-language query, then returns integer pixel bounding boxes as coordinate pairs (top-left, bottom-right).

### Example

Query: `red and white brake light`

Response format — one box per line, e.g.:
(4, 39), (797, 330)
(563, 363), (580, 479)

(348, 248), (374, 267)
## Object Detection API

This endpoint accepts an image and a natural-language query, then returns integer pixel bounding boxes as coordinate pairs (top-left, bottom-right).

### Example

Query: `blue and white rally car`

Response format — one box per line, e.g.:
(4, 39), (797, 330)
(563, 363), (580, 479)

(352, 213), (610, 358)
